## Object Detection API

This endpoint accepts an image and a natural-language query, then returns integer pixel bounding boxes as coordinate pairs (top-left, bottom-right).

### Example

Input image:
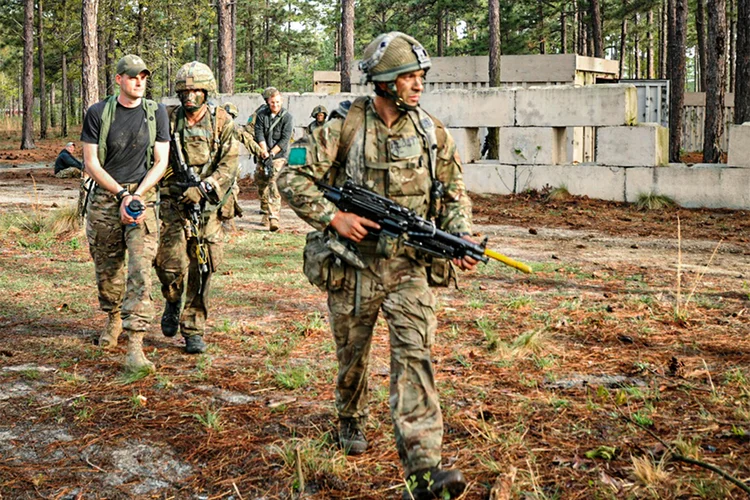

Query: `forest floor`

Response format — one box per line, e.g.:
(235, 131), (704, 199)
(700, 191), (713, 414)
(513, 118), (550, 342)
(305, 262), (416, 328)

(0, 141), (749, 499)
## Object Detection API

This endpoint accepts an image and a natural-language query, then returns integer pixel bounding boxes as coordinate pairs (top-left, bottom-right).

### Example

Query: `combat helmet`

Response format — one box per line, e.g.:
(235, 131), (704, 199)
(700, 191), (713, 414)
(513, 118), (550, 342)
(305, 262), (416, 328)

(359, 32), (431, 83)
(311, 105), (328, 119)
(175, 61), (216, 94)
(224, 102), (239, 118)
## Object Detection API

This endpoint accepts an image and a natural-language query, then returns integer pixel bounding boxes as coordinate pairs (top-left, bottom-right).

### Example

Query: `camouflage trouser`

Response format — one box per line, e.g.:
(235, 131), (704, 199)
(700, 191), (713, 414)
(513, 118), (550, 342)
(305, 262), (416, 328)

(154, 196), (224, 337)
(85, 184), (158, 332)
(327, 255), (442, 477)
(254, 157), (286, 219)
(55, 167), (81, 179)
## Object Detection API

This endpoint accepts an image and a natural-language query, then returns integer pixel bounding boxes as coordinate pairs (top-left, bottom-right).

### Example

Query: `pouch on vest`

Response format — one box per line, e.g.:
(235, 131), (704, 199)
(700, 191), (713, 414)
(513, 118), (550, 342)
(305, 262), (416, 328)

(303, 231), (334, 291)
(218, 183), (243, 221)
(426, 256), (458, 288)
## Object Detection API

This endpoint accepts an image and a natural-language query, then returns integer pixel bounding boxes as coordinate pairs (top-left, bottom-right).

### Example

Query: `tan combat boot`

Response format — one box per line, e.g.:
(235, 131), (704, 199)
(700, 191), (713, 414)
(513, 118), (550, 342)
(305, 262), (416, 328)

(98, 311), (122, 350)
(124, 330), (156, 374)
(269, 217), (280, 232)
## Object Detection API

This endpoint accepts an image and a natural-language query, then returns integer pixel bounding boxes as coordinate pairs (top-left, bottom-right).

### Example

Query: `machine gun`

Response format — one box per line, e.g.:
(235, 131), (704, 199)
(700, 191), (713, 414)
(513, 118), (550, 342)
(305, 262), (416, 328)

(170, 134), (209, 274)
(317, 180), (532, 274)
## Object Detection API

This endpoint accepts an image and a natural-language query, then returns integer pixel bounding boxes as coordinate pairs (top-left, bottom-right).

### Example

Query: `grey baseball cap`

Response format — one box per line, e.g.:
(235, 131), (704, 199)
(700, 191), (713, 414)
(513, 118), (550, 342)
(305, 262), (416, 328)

(116, 54), (150, 77)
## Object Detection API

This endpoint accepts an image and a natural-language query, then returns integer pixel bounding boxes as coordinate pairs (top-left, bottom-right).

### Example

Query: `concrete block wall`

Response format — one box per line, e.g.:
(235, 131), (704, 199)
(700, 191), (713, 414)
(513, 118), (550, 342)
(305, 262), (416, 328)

(158, 85), (750, 209)
(596, 124), (668, 167)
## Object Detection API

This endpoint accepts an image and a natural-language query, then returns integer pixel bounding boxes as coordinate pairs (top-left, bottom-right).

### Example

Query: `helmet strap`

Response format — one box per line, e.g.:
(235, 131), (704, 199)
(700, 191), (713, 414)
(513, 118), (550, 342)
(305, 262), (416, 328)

(375, 81), (416, 112)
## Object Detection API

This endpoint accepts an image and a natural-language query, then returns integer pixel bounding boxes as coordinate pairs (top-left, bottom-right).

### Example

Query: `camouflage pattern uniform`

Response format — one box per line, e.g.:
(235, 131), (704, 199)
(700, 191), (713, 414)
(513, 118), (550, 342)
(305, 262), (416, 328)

(305, 105), (328, 136)
(86, 184), (159, 333)
(155, 62), (239, 345)
(278, 93), (472, 478)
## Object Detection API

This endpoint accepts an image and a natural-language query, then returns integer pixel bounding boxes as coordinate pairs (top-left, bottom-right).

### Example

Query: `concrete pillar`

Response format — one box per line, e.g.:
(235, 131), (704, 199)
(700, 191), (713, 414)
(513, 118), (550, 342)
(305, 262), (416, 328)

(596, 124), (668, 167)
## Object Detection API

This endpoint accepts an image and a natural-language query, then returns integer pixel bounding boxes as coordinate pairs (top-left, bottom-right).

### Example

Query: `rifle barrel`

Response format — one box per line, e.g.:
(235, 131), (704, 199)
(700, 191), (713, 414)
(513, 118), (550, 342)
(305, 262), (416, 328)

(484, 248), (533, 274)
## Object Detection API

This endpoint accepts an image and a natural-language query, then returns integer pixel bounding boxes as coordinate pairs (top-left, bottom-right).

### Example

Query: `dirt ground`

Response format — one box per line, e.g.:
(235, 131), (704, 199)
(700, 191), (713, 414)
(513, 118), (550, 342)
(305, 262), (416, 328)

(1, 162), (749, 499)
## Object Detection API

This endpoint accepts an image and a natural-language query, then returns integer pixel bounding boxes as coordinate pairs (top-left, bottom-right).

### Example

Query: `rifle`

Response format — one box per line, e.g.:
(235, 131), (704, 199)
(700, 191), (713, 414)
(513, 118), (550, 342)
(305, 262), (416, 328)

(170, 134), (209, 274)
(317, 180), (533, 274)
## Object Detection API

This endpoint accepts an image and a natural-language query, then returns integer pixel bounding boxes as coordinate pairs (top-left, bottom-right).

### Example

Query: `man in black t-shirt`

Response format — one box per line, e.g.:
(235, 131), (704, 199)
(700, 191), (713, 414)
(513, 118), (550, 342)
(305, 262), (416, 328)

(81, 54), (170, 374)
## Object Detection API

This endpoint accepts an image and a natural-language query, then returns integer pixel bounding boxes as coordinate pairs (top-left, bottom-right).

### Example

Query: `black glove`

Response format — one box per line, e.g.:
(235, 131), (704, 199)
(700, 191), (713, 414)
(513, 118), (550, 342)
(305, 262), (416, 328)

(263, 154), (275, 178)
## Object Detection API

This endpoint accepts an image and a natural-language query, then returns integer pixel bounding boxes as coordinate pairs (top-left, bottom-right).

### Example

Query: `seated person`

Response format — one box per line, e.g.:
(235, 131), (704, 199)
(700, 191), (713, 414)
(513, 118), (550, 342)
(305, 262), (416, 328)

(54, 142), (83, 178)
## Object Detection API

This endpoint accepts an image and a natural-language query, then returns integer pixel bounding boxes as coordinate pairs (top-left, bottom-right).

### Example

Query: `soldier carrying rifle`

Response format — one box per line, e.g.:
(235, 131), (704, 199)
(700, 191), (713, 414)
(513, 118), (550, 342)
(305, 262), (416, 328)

(279, 32), (479, 498)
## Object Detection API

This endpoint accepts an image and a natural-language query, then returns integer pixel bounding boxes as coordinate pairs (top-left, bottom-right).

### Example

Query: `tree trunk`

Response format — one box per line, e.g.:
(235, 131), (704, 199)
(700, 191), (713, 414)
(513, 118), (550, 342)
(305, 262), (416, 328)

(21, 0), (35, 149)
(647, 9), (655, 78)
(538, 0), (546, 53)
(729, 3), (736, 93)
(97, 17), (105, 99)
(561, 9), (567, 54)
(437, 12), (444, 56)
(634, 14), (641, 78)
(231, 0), (237, 81)
(619, 3), (628, 78)
(208, 36), (215, 74)
(61, 52), (68, 137)
(37, 0), (47, 140)
(696, 0), (707, 91)
(704, 0), (727, 162)
(217, 0), (234, 93)
(81, 0), (99, 114)
(486, 0), (501, 160)
(340, 0), (354, 92)
(668, 0), (688, 162)
(106, 2), (115, 96)
(50, 83), (56, 129)
(194, 31), (201, 61)
(736, 0), (750, 123)
(660, 0), (668, 78)
(589, 0), (604, 57)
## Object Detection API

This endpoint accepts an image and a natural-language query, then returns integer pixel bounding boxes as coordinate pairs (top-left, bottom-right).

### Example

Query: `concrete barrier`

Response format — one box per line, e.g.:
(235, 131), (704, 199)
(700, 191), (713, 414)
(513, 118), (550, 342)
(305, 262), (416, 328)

(597, 124), (668, 167)
(498, 127), (566, 165)
(516, 84), (638, 127)
(419, 89), (515, 127)
(625, 164), (750, 209)
(462, 162), (516, 195)
(516, 164), (626, 201)
(727, 123), (750, 167)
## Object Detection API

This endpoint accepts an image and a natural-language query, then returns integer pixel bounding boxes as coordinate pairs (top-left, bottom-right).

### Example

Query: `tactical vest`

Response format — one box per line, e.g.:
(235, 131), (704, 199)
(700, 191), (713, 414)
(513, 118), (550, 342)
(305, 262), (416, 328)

(97, 95), (158, 168)
(333, 97), (444, 220)
(169, 104), (237, 213)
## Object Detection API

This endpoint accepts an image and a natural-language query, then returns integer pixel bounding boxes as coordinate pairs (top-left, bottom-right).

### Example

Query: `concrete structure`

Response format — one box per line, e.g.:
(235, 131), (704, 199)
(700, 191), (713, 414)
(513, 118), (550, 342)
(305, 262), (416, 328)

(349, 54), (619, 92)
(726, 123), (750, 168)
(159, 83), (750, 210)
(313, 71), (341, 94)
(596, 124), (668, 167)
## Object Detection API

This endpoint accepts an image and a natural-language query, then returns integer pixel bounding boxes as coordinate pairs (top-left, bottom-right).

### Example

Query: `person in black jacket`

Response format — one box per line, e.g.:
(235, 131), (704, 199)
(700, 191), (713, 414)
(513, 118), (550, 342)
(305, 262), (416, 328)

(54, 142), (84, 178)
(254, 88), (293, 232)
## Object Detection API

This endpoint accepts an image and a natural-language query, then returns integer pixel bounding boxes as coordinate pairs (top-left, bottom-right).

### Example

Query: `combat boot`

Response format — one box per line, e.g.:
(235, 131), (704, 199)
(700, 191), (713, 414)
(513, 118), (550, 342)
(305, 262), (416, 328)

(160, 301), (181, 337)
(338, 418), (368, 455)
(185, 335), (207, 354)
(124, 330), (156, 374)
(260, 214), (269, 226)
(269, 217), (280, 232)
(98, 311), (122, 350)
(402, 467), (466, 500)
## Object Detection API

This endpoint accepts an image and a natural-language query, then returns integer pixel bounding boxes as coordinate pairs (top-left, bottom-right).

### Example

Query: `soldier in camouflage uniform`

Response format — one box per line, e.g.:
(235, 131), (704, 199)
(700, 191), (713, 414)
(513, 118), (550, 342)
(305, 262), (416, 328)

(278, 32), (477, 498)
(155, 62), (240, 354)
(81, 55), (170, 374)
(305, 105), (327, 136)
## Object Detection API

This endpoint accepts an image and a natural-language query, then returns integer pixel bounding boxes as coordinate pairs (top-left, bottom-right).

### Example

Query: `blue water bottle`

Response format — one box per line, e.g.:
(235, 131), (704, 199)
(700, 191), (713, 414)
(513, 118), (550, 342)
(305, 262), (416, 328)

(125, 199), (145, 227)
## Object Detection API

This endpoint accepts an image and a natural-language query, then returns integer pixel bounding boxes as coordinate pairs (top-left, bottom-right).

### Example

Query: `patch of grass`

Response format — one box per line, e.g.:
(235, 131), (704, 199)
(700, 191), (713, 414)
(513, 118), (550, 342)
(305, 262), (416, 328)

(546, 184), (571, 201)
(154, 373), (174, 390)
(270, 432), (346, 482)
(635, 192), (677, 210)
(722, 368), (748, 386)
(21, 368), (41, 380)
(275, 364), (313, 390)
(502, 293), (535, 309)
(193, 406), (222, 431)
(512, 329), (547, 356)
(631, 410), (654, 427)
(673, 435), (701, 459)
(475, 317), (499, 351)
(292, 311), (327, 336)
(118, 367), (153, 384)
(193, 354), (212, 381)
(58, 370), (86, 385)
(631, 454), (670, 489)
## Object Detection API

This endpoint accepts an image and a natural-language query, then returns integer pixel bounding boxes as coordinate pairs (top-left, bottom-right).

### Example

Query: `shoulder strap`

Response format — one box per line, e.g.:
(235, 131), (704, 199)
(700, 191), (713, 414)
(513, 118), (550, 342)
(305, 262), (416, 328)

(97, 96), (118, 166)
(333, 96), (369, 179)
(408, 106), (441, 180)
(143, 98), (158, 167)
